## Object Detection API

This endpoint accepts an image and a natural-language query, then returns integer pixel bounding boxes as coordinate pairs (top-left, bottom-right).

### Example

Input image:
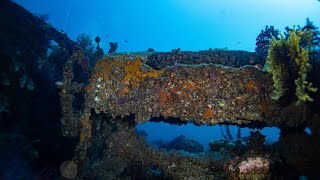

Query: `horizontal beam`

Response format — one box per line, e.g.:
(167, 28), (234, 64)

(84, 54), (307, 127)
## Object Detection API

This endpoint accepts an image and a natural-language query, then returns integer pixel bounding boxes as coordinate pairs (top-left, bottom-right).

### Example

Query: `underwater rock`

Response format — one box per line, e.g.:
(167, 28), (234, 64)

(209, 139), (246, 157)
(100, 117), (216, 179)
(153, 135), (204, 153)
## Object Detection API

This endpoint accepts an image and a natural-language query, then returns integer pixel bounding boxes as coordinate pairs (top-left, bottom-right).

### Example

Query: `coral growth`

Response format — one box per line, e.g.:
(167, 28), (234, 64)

(226, 156), (273, 180)
(94, 36), (104, 61)
(203, 109), (216, 119)
(81, 54), (309, 127)
(239, 157), (269, 173)
(266, 28), (317, 104)
(238, 157), (270, 176)
(79, 116), (92, 142)
(288, 30), (318, 104)
(108, 42), (118, 54)
(76, 33), (105, 67)
(245, 80), (255, 91)
(56, 47), (86, 137)
(123, 58), (164, 87)
(76, 33), (94, 52)
(285, 18), (320, 51)
(255, 25), (280, 60)
(266, 34), (288, 101)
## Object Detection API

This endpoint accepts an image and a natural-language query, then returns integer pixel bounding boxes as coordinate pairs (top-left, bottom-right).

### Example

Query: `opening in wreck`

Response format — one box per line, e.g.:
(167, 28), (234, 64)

(135, 121), (280, 152)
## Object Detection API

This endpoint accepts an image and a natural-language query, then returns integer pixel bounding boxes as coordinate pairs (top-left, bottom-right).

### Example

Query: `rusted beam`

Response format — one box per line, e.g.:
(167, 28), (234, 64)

(84, 54), (308, 128)
(147, 50), (263, 69)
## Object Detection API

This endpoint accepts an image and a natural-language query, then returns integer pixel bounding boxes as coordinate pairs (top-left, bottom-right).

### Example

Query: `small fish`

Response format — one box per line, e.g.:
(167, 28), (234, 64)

(253, 64), (263, 71)
(125, 40), (128, 43)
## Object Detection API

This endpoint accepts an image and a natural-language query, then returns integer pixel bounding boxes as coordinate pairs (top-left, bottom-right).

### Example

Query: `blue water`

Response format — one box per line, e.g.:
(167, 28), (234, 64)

(136, 123), (280, 151)
(13, 0), (319, 152)
(14, 0), (320, 52)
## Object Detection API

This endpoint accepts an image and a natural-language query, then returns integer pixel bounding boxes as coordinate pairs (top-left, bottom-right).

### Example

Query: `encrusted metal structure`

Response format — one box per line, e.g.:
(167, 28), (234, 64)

(2, 0), (319, 178)
(84, 53), (307, 127)
(57, 49), (317, 179)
